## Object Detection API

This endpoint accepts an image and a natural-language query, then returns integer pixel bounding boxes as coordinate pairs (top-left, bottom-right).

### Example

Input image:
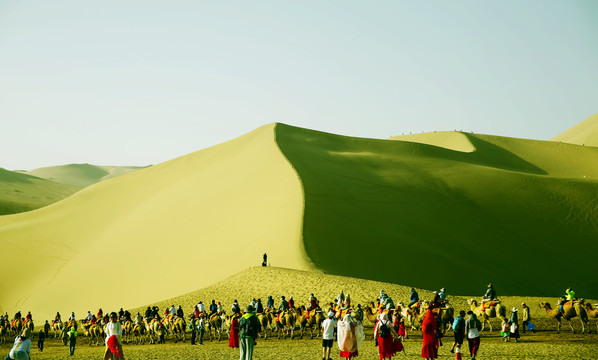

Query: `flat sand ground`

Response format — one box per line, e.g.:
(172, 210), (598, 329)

(2, 327), (597, 360)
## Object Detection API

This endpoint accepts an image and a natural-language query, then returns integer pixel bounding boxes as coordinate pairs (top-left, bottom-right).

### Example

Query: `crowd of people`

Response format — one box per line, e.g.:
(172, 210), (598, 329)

(1, 285), (585, 360)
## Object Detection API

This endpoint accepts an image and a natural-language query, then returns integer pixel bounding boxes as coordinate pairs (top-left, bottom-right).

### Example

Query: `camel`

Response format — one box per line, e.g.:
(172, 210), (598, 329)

(580, 300), (598, 333)
(122, 320), (134, 344)
(467, 299), (506, 331)
(81, 322), (103, 346)
(23, 319), (34, 337)
(257, 313), (270, 339)
(146, 319), (166, 344)
(270, 309), (296, 339)
(133, 322), (147, 344)
(0, 321), (7, 345)
(364, 304), (382, 325)
(52, 319), (64, 338)
(295, 306), (324, 339)
(207, 313), (226, 341)
(171, 317), (186, 343)
(10, 318), (23, 337)
(540, 301), (588, 334)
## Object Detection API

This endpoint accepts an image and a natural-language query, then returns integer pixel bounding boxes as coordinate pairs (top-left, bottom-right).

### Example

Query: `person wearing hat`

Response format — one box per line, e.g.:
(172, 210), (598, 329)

(321, 311), (337, 360)
(520, 303), (534, 333)
(104, 312), (124, 360)
(67, 325), (78, 355)
(509, 307), (520, 342)
(8, 328), (31, 360)
(239, 305), (260, 360)
(409, 288), (419, 308)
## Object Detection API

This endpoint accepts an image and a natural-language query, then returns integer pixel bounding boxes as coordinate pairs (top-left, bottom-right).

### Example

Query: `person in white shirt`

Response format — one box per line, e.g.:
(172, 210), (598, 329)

(197, 315), (205, 345)
(9, 329), (31, 360)
(197, 301), (205, 313)
(321, 311), (337, 360)
(134, 312), (143, 325)
(169, 305), (176, 317)
(85, 311), (93, 322)
(69, 312), (76, 321)
(104, 312), (124, 360)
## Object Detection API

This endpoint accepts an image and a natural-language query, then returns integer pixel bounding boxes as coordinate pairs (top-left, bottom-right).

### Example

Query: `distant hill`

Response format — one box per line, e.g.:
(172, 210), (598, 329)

(18, 163), (147, 187)
(1, 121), (598, 322)
(551, 113), (598, 147)
(0, 168), (81, 215)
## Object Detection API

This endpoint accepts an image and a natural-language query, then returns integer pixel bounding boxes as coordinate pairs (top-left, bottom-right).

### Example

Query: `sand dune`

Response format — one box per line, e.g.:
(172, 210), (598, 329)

(0, 168), (80, 215)
(19, 163), (146, 187)
(552, 112), (598, 147)
(2, 121), (598, 323)
(0, 124), (310, 321)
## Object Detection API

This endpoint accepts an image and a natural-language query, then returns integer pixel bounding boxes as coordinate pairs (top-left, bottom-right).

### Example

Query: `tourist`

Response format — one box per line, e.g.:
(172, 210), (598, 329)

(521, 303), (534, 333)
(197, 314), (205, 345)
(229, 313), (240, 349)
(450, 310), (466, 353)
(509, 307), (520, 342)
(375, 313), (400, 359)
(104, 312), (124, 360)
(421, 308), (438, 359)
(465, 311), (482, 360)
(321, 311), (337, 360)
(338, 311), (364, 359)
(7, 329), (31, 360)
(68, 326), (77, 355)
(239, 305), (260, 360)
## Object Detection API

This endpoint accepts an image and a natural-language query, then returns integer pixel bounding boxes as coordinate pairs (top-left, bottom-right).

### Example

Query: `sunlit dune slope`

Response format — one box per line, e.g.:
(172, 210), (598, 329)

(389, 131), (476, 153)
(18, 163), (146, 187)
(552, 113), (598, 147)
(0, 168), (81, 215)
(276, 124), (598, 299)
(0, 124), (310, 321)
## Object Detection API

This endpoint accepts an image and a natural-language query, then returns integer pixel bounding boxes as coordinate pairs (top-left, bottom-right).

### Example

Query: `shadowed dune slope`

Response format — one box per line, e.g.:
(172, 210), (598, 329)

(0, 124), (310, 321)
(275, 124), (598, 299)
(0, 168), (81, 215)
(552, 113), (598, 147)
(18, 163), (147, 187)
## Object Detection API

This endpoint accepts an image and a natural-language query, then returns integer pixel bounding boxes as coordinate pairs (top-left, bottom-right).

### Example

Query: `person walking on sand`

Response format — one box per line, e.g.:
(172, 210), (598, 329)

(421, 308), (438, 359)
(374, 313), (401, 360)
(239, 305), (260, 360)
(104, 312), (124, 360)
(37, 329), (46, 352)
(521, 303), (534, 333)
(321, 311), (337, 360)
(338, 311), (364, 359)
(229, 313), (240, 349)
(465, 311), (482, 360)
(509, 307), (520, 342)
(7, 328), (31, 360)
(450, 310), (466, 353)
(197, 314), (205, 345)
(67, 326), (77, 355)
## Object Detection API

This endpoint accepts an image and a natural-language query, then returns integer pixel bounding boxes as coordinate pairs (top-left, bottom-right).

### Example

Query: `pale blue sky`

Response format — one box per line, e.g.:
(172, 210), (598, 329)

(1, 0), (597, 170)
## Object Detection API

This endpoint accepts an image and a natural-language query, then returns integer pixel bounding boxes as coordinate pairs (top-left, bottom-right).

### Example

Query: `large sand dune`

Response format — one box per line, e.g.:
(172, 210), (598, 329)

(0, 124), (310, 321)
(552, 113), (598, 147)
(0, 168), (81, 215)
(18, 163), (146, 187)
(1, 122), (598, 322)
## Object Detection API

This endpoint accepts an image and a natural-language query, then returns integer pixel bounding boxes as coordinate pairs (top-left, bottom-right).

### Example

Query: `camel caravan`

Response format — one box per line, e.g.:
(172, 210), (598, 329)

(2, 285), (597, 347)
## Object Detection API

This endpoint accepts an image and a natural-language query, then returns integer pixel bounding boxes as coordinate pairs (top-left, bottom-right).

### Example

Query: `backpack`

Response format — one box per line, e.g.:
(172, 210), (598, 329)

(241, 315), (257, 337)
(379, 321), (390, 338)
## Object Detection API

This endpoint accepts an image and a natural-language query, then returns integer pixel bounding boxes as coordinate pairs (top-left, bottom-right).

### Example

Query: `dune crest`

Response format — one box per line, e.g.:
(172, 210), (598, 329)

(389, 131), (476, 153)
(552, 113), (598, 147)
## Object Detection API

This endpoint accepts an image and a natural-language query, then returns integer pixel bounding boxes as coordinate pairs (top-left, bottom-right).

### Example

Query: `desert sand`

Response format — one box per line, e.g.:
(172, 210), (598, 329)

(19, 163), (146, 187)
(1, 117), (598, 326)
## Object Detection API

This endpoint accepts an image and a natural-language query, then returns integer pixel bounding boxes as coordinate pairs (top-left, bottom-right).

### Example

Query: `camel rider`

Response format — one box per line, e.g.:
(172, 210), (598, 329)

(409, 288), (419, 308)
(90, 315), (97, 325)
(135, 312), (143, 325)
(383, 294), (395, 310)
(256, 299), (264, 314)
(232, 300), (241, 315)
(267, 296), (274, 309)
(176, 305), (184, 319)
(151, 306), (159, 318)
(25, 311), (32, 322)
(308, 294), (318, 310)
(69, 312), (75, 322)
(344, 294), (351, 308)
(438, 288), (447, 303)
(145, 307), (152, 319)
(431, 291), (441, 308)
(209, 300), (217, 315)
(566, 287), (576, 302)
(379, 290), (387, 303)
(250, 298), (258, 311)
(279, 296), (290, 312)
(124, 310), (132, 322)
(14, 311), (21, 321)
(337, 290), (345, 306)
(289, 297), (295, 309)
(483, 284), (496, 302)
(217, 302), (223, 315)
(85, 311), (93, 323)
(170, 305), (176, 317)
(97, 308), (103, 318)
(54, 312), (61, 323)
(197, 301), (205, 314)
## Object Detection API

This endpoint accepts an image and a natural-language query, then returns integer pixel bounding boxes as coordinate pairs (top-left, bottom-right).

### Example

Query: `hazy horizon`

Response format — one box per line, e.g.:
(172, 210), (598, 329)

(1, 0), (597, 170)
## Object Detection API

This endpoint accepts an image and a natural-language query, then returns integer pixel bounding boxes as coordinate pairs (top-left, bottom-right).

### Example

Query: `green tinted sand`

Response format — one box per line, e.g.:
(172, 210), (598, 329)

(19, 163), (146, 187)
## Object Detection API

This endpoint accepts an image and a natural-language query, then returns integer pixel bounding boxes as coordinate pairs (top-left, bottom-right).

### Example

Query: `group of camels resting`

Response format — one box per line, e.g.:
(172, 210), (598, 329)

(1, 297), (597, 346)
